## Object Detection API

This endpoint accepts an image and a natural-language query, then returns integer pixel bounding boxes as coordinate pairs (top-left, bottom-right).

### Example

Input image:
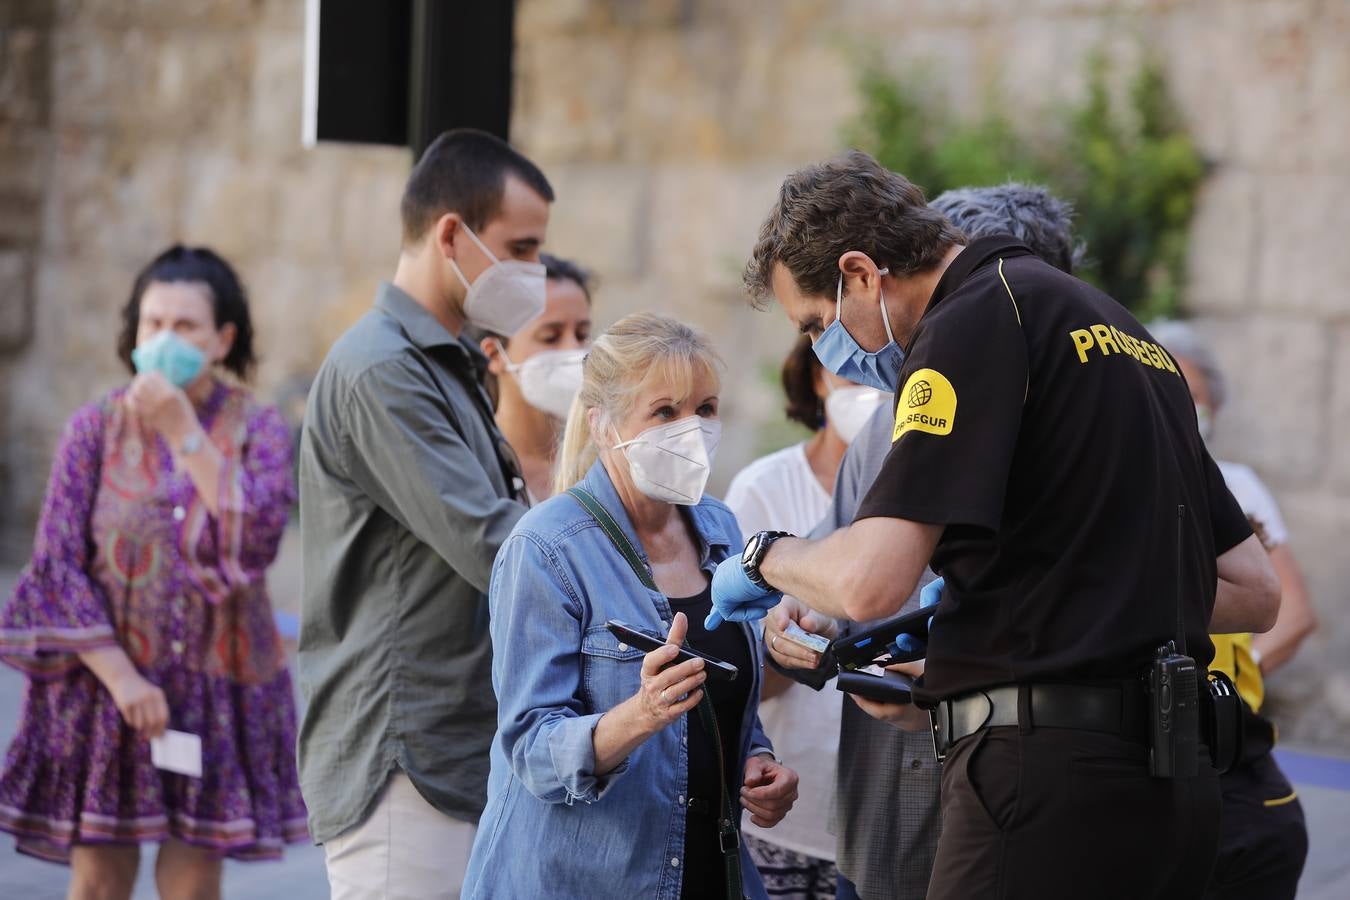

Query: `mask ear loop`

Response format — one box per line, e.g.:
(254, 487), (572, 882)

(460, 221), (502, 265)
(837, 267), (894, 342)
(608, 420), (636, 453)
(449, 221), (502, 292)
(875, 267), (896, 345)
(493, 339), (523, 375)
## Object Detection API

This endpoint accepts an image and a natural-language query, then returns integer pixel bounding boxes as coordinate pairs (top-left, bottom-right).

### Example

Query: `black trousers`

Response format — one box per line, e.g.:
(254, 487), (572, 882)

(1202, 752), (1308, 900)
(926, 726), (1221, 900)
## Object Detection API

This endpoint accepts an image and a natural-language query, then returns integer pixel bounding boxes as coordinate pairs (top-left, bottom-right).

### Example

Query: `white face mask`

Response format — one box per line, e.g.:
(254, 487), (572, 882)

(498, 341), (586, 419)
(612, 415), (721, 506)
(1195, 403), (1214, 443)
(825, 383), (888, 445)
(450, 223), (546, 336)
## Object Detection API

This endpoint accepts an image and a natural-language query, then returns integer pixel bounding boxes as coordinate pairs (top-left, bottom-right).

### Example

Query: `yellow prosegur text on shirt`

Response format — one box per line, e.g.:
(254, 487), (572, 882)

(1068, 324), (1180, 374)
(893, 368), (956, 442)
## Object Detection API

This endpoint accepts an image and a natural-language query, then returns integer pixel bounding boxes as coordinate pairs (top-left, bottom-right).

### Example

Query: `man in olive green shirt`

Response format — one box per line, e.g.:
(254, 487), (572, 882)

(297, 130), (552, 899)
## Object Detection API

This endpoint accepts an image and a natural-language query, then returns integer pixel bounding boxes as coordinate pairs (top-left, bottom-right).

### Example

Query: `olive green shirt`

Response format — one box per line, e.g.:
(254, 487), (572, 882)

(297, 282), (526, 842)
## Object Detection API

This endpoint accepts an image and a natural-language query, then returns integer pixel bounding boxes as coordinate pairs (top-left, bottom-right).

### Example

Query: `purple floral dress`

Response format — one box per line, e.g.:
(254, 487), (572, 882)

(0, 381), (307, 863)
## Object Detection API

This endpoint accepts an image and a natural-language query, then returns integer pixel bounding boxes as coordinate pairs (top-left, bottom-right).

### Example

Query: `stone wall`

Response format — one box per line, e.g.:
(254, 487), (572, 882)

(513, 0), (1350, 745)
(0, 0), (1346, 742)
(0, 0), (413, 560)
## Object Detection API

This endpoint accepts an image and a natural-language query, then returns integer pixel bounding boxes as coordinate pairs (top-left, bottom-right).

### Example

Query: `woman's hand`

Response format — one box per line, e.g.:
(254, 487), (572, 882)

(108, 670), (170, 738)
(634, 612), (707, 730)
(127, 371), (198, 446)
(740, 754), (799, 827)
(593, 613), (707, 774)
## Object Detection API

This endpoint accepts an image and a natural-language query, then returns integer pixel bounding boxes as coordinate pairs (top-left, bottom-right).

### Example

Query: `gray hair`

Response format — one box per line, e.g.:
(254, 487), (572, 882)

(1147, 318), (1228, 409)
(930, 183), (1085, 275)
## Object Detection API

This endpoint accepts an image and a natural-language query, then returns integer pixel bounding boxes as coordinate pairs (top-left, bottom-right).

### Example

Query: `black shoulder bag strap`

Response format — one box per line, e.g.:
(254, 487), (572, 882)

(398, 332), (528, 505)
(567, 487), (745, 900)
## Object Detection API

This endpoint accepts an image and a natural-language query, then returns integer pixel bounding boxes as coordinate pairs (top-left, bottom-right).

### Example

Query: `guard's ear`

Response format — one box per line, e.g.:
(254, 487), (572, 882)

(838, 250), (885, 295)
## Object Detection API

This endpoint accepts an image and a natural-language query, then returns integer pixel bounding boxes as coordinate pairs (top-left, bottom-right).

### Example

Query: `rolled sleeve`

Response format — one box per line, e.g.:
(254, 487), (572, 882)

(490, 532), (630, 805)
(544, 711), (630, 805)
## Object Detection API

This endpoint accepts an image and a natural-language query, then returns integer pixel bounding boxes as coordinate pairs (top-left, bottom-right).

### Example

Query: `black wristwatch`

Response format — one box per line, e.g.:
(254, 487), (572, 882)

(741, 530), (791, 592)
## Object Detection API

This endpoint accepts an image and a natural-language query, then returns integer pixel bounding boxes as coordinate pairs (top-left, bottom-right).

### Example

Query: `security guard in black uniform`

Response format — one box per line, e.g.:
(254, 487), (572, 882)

(708, 151), (1282, 899)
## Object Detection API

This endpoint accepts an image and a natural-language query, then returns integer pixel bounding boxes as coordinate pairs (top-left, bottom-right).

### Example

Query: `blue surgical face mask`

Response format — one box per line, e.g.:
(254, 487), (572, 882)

(811, 269), (905, 392)
(131, 330), (207, 388)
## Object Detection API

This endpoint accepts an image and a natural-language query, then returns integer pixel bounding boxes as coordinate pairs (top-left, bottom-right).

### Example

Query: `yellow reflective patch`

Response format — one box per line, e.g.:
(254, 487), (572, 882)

(893, 368), (957, 441)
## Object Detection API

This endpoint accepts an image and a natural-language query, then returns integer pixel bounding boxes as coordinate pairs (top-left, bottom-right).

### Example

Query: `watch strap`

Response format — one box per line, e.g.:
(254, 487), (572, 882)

(745, 530), (791, 591)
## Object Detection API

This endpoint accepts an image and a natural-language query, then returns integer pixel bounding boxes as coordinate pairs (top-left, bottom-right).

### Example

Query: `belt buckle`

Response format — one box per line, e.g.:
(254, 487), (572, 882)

(929, 702), (951, 762)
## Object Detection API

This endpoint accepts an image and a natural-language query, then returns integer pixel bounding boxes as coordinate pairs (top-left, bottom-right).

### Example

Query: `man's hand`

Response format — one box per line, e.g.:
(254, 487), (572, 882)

(764, 596), (838, 670)
(740, 754), (799, 828)
(705, 556), (781, 630)
(848, 660), (930, 731)
(126, 371), (198, 446)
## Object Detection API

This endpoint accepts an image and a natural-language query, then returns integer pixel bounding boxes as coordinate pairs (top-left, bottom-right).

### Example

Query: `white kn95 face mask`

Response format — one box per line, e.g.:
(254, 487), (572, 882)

(611, 415), (721, 506)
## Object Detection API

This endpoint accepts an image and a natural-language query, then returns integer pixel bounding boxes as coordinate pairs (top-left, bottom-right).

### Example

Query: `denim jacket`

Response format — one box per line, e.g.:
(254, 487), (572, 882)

(463, 461), (772, 900)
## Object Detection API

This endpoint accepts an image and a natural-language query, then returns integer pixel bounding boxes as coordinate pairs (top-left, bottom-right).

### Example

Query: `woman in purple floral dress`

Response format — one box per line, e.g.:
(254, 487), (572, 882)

(0, 246), (307, 899)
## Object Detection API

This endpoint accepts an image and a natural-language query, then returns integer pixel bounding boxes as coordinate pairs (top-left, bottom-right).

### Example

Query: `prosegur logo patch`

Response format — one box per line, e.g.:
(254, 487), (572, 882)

(893, 368), (956, 441)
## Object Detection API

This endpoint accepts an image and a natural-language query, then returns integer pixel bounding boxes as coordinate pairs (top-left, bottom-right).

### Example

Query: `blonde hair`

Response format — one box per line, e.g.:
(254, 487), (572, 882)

(554, 312), (723, 494)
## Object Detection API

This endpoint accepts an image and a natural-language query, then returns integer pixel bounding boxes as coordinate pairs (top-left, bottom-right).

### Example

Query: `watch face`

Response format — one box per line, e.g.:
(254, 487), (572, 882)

(742, 534), (759, 565)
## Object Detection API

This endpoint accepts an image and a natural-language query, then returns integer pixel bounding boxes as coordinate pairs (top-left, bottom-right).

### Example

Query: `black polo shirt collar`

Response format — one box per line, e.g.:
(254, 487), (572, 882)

(925, 235), (1037, 313)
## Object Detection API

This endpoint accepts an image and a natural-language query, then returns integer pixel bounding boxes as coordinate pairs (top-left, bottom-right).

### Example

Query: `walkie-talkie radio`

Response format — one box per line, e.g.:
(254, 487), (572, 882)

(1149, 505), (1200, 778)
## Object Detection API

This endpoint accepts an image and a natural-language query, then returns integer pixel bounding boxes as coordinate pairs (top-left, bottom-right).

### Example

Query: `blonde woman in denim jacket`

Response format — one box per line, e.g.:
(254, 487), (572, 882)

(464, 313), (799, 899)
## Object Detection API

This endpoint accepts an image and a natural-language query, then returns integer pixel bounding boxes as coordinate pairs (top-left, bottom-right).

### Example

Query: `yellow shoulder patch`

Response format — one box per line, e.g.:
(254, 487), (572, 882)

(893, 368), (957, 442)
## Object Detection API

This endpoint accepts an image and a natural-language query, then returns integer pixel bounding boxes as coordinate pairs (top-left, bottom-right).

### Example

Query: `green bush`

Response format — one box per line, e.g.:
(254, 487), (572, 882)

(844, 51), (1205, 319)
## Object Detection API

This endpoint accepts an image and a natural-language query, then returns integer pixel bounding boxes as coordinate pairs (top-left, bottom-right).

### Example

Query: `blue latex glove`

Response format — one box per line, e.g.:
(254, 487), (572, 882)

(891, 576), (944, 658)
(705, 556), (782, 630)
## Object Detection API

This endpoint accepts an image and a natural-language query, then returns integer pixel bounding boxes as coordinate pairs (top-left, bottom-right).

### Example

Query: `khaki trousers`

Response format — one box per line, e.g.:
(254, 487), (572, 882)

(324, 772), (477, 900)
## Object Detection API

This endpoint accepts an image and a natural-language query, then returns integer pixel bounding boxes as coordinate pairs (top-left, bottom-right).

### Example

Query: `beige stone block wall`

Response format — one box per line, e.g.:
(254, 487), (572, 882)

(0, 0), (1345, 742)
(0, 4), (410, 558)
(513, 0), (1350, 745)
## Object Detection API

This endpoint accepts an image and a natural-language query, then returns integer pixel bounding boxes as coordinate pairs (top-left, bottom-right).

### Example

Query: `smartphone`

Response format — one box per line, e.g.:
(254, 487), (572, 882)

(831, 605), (932, 670)
(836, 668), (914, 705)
(605, 620), (739, 682)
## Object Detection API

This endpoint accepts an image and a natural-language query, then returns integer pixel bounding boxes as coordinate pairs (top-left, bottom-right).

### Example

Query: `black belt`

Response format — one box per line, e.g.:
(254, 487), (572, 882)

(929, 681), (1148, 761)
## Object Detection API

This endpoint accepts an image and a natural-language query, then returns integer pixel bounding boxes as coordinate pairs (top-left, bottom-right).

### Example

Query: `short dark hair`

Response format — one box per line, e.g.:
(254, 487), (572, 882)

(401, 128), (555, 244)
(745, 150), (965, 305)
(117, 245), (255, 379)
(541, 253), (595, 304)
(781, 335), (824, 430)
